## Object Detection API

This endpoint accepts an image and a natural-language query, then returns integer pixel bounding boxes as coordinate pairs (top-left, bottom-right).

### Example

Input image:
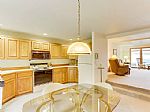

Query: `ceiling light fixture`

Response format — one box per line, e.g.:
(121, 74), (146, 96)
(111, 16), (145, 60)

(67, 0), (91, 55)
(0, 24), (3, 27)
(43, 33), (48, 36)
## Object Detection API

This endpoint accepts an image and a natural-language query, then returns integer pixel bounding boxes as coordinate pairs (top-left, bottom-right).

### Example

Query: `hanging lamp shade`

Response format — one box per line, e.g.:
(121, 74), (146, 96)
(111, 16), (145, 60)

(67, 0), (91, 55)
(67, 42), (91, 55)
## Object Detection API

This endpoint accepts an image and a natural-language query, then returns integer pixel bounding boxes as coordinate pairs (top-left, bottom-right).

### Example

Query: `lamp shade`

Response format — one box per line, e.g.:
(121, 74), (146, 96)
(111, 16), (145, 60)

(67, 42), (91, 55)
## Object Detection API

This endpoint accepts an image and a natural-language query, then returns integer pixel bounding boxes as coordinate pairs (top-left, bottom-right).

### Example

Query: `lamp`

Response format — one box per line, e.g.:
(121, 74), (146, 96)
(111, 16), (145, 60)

(124, 56), (128, 63)
(67, 0), (91, 55)
(111, 55), (117, 59)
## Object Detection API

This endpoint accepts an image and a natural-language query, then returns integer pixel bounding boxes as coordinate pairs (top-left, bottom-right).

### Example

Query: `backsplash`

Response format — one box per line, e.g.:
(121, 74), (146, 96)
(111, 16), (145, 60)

(30, 59), (70, 65)
(0, 60), (30, 68)
(0, 59), (70, 68)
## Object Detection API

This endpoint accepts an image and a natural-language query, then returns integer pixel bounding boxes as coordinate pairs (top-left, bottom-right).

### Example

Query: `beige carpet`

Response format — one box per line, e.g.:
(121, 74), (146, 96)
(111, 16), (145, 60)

(107, 69), (150, 90)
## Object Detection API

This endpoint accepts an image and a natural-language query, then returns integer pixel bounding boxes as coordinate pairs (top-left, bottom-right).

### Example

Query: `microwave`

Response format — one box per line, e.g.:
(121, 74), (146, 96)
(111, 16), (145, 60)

(32, 51), (50, 60)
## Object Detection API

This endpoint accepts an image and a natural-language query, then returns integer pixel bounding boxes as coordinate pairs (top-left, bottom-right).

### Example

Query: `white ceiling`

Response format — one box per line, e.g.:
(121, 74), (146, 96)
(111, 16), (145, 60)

(1, 0), (150, 40)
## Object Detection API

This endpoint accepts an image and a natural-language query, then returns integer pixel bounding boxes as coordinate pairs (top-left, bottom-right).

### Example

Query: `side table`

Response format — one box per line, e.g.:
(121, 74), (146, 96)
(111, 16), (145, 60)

(98, 67), (105, 82)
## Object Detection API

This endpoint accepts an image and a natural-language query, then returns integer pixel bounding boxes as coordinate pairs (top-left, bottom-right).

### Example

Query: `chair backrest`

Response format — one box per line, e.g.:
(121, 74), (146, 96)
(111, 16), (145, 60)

(109, 58), (119, 73)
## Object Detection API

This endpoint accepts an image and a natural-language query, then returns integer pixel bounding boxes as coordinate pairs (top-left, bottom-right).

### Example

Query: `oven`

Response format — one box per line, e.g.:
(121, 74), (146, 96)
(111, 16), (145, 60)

(30, 63), (52, 85)
(34, 69), (52, 85)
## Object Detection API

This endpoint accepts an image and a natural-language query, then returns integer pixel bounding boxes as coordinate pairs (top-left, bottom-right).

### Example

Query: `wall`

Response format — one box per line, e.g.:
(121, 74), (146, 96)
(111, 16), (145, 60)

(108, 40), (131, 61)
(0, 60), (30, 68)
(0, 59), (70, 68)
(92, 32), (108, 83)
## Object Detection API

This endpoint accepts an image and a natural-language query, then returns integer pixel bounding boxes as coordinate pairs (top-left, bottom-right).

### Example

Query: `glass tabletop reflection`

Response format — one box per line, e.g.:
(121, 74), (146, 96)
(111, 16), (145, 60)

(23, 84), (120, 112)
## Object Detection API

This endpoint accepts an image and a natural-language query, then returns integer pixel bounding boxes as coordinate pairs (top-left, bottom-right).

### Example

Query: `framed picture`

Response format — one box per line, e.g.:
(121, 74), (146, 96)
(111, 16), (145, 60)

(113, 49), (117, 55)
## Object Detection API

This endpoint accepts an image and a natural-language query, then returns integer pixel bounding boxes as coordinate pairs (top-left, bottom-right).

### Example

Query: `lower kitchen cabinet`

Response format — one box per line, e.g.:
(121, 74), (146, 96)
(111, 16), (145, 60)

(2, 73), (16, 103)
(52, 68), (68, 83)
(52, 67), (78, 84)
(1, 70), (33, 103)
(68, 67), (78, 83)
(17, 71), (33, 95)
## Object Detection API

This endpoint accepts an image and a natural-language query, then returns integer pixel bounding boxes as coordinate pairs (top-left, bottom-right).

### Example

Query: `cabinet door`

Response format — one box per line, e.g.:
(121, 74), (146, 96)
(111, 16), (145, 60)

(41, 43), (50, 51)
(17, 71), (33, 95)
(68, 68), (78, 83)
(0, 38), (5, 59)
(63, 68), (68, 83)
(5, 38), (19, 59)
(2, 73), (16, 103)
(50, 44), (61, 58)
(61, 46), (68, 58)
(69, 55), (78, 60)
(52, 68), (63, 83)
(20, 40), (31, 59)
(32, 41), (41, 51)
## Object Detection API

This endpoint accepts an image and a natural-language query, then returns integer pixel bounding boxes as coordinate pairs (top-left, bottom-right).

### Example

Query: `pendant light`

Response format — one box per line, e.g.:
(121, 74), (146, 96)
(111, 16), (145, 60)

(67, 0), (91, 55)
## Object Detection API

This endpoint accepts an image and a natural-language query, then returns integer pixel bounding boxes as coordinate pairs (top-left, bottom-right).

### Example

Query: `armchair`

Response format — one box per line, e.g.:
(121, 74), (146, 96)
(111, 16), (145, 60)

(109, 58), (130, 76)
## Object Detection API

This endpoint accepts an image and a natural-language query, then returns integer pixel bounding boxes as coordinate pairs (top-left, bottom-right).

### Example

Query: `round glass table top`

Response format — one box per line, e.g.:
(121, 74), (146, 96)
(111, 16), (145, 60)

(23, 84), (120, 112)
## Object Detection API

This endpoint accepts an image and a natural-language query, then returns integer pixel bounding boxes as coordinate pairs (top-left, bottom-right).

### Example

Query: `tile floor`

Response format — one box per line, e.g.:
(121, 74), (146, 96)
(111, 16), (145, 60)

(1, 83), (150, 112)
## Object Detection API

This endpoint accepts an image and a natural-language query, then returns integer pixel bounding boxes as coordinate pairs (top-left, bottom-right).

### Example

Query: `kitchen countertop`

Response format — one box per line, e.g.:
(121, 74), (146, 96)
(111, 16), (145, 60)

(0, 69), (33, 75)
(0, 65), (78, 75)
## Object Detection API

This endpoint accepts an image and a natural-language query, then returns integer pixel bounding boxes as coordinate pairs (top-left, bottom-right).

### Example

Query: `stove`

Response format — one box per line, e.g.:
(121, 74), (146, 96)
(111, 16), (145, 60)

(30, 63), (52, 85)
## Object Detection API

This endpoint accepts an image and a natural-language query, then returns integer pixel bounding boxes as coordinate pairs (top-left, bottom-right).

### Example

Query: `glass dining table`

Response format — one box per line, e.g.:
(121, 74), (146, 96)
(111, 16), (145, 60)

(23, 84), (120, 112)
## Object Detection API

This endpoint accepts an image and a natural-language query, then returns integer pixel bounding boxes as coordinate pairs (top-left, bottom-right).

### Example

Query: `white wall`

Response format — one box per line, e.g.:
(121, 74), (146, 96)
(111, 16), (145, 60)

(0, 60), (30, 68)
(0, 59), (70, 68)
(92, 32), (108, 82)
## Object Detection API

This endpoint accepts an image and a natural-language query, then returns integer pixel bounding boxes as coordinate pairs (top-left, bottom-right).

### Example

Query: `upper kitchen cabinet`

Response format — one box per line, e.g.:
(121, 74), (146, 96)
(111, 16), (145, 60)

(50, 43), (61, 59)
(19, 40), (31, 59)
(61, 45), (68, 58)
(0, 37), (5, 59)
(32, 41), (41, 51)
(5, 38), (19, 59)
(32, 41), (50, 51)
(41, 42), (50, 51)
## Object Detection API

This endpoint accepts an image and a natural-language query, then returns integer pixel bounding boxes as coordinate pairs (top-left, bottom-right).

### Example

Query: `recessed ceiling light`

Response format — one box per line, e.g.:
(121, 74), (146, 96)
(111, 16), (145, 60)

(0, 24), (3, 27)
(43, 33), (48, 36)
(69, 39), (73, 41)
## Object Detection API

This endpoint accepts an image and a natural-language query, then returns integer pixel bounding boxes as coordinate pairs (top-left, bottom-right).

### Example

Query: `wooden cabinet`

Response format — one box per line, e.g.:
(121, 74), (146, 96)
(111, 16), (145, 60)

(19, 40), (31, 59)
(2, 70), (33, 103)
(52, 68), (68, 83)
(69, 55), (78, 60)
(5, 38), (19, 59)
(53, 67), (78, 83)
(2, 73), (16, 103)
(0, 38), (5, 59)
(61, 68), (68, 83)
(68, 67), (78, 83)
(61, 46), (68, 58)
(32, 41), (50, 51)
(41, 43), (50, 51)
(17, 71), (33, 95)
(32, 41), (41, 51)
(50, 44), (61, 58)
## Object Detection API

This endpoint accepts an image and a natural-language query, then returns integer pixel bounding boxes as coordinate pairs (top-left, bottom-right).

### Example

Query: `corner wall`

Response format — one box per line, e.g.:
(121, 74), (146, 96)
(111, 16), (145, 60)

(92, 32), (108, 83)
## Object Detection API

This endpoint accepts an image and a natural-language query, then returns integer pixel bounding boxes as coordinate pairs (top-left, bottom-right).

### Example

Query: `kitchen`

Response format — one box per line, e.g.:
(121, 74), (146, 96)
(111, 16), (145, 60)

(0, 29), (90, 105)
